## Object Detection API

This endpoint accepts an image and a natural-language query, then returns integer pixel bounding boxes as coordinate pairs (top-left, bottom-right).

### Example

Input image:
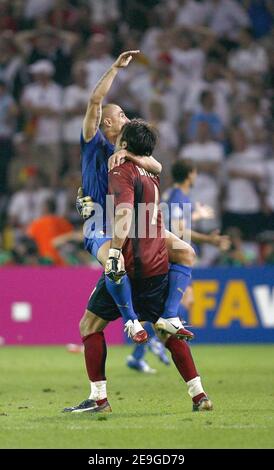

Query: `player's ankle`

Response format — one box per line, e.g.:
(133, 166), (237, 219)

(96, 398), (108, 406)
(192, 392), (207, 405)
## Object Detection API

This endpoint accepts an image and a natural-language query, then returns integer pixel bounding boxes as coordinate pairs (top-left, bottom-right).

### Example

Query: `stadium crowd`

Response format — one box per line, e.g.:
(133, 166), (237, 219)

(0, 0), (274, 267)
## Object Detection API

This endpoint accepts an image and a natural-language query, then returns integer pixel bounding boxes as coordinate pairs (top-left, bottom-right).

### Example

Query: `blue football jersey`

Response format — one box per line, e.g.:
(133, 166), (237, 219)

(81, 129), (115, 210)
(81, 129), (114, 242)
(161, 187), (192, 232)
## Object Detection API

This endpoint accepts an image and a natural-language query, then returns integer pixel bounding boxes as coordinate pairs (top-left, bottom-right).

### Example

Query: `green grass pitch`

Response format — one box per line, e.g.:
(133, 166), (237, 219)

(1, 344), (274, 449)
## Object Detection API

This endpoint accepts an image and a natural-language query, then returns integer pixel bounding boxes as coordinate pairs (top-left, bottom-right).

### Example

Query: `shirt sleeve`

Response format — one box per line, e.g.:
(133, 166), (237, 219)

(80, 128), (105, 148)
(108, 163), (135, 208)
(80, 128), (106, 170)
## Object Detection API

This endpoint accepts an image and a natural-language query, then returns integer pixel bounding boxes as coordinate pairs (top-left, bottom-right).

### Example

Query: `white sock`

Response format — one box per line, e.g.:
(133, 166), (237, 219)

(186, 376), (205, 398)
(89, 380), (107, 401)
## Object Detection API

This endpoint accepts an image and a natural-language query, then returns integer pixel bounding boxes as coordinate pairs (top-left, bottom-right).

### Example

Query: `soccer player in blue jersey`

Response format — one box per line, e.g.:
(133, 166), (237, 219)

(162, 160), (230, 251)
(163, 159), (230, 322)
(77, 50), (196, 345)
(79, 50), (161, 343)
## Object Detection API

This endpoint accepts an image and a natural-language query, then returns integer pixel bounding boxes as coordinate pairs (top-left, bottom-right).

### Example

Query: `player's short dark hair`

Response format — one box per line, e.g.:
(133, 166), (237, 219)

(120, 119), (157, 156)
(171, 161), (196, 184)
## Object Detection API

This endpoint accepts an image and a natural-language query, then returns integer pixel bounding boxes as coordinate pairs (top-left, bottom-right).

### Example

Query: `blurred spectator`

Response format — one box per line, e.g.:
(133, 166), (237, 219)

(129, 62), (180, 126)
(23, 0), (55, 21)
(0, 79), (18, 194)
(62, 61), (89, 171)
(122, 0), (161, 31)
(88, 0), (120, 28)
(222, 128), (267, 238)
(229, 28), (269, 78)
(67, 3), (92, 43)
(21, 60), (63, 186)
(149, 100), (179, 187)
(179, 121), (224, 231)
(8, 172), (53, 228)
(149, 100), (179, 152)
(183, 60), (233, 126)
(243, 0), (274, 38)
(236, 96), (268, 154)
(15, 27), (78, 86)
(175, 0), (212, 28)
(48, 0), (78, 30)
(171, 30), (205, 81)
(209, 0), (250, 40)
(7, 134), (37, 192)
(26, 197), (73, 265)
(0, 33), (27, 99)
(187, 90), (224, 141)
(0, 0), (19, 31)
(85, 34), (114, 90)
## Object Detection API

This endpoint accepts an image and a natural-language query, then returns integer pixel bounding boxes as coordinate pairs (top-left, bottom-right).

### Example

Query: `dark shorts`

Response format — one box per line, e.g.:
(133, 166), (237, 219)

(87, 273), (168, 324)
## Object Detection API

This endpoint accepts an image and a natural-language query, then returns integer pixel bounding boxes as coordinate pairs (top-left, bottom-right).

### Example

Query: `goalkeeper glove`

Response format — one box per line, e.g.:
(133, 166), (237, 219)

(105, 248), (126, 282)
(76, 187), (94, 220)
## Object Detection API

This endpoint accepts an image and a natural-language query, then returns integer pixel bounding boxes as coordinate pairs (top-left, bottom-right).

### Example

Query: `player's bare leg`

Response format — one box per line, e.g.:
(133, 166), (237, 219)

(165, 231), (195, 267)
(97, 241), (147, 343)
(154, 327), (213, 411)
(155, 231), (195, 339)
(63, 310), (112, 413)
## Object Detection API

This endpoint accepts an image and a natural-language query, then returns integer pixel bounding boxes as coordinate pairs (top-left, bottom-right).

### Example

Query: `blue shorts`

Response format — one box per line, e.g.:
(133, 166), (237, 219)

(87, 273), (169, 323)
(84, 234), (111, 258)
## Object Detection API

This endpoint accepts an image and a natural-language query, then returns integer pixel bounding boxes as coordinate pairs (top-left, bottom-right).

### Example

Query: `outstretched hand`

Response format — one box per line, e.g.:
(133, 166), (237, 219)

(210, 230), (231, 251)
(193, 202), (215, 221)
(113, 50), (140, 68)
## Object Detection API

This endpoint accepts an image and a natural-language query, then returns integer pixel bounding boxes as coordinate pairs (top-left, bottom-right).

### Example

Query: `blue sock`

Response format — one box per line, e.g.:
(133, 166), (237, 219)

(163, 264), (192, 319)
(177, 303), (189, 322)
(132, 343), (147, 361)
(105, 274), (138, 323)
(131, 323), (153, 361)
(144, 322), (155, 338)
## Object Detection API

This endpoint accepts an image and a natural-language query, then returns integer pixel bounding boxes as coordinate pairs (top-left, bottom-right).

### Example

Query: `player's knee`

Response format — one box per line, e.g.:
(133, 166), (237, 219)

(79, 311), (93, 337)
(79, 316), (87, 337)
(79, 310), (105, 336)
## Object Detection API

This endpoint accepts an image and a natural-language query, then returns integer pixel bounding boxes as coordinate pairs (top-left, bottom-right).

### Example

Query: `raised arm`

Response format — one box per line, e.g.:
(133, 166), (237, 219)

(82, 50), (139, 142)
